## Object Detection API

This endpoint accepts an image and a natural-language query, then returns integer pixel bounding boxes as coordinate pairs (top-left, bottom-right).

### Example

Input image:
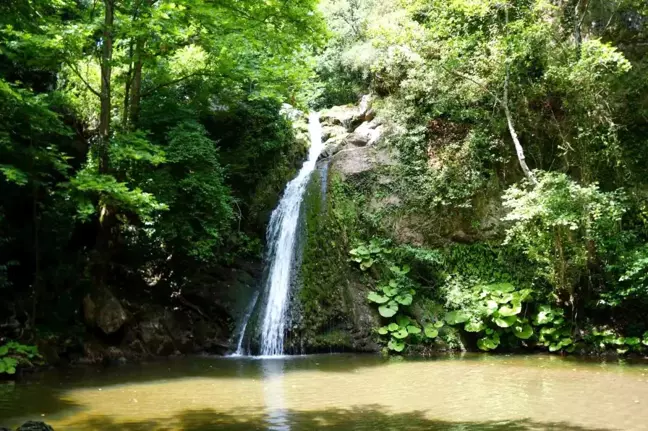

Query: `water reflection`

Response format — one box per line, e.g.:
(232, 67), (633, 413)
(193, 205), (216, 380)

(2, 354), (648, 431)
(262, 359), (290, 431)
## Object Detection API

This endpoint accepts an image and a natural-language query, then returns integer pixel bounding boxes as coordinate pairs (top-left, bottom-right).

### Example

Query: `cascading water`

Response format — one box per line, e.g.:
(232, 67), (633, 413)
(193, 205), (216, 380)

(231, 291), (259, 356)
(236, 112), (324, 356)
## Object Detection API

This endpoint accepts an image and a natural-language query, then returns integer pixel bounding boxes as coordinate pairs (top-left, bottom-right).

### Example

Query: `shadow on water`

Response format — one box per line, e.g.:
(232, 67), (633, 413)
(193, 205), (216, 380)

(62, 406), (616, 431)
(3, 353), (648, 425)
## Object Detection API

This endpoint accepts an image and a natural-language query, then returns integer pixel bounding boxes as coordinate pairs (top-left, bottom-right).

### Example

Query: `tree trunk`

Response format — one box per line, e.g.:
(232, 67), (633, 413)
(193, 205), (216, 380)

(574, 0), (590, 59)
(93, 0), (116, 289)
(504, 5), (537, 185)
(122, 41), (134, 128)
(129, 37), (144, 127)
(99, 0), (114, 174)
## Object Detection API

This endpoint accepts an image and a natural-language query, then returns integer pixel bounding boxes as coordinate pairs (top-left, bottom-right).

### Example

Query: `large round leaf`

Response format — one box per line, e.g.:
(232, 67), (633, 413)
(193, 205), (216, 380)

(388, 322), (399, 332)
(477, 335), (500, 351)
(513, 323), (534, 340)
(424, 324), (439, 339)
(625, 337), (640, 346)
(368, 292), (389, 304)
(388, 339), (405, 352)
(483, 283), (515, 294)
(498, 301), (522, 317)
(494, 315), (517, 328)
(378, 326), (389, 335)
(393, 328), (409, 339)
(382, 284), (399, 297)
(495, 293), (514, 304)
(379, 301), (398, 318)
(486, 300), (499, 316)
(444, 310), (470, 325)
(397, 316), (411, 327)
(407, 325), (422, 335)
(464, 320), (485, 333)
(395, 293), (413, 306)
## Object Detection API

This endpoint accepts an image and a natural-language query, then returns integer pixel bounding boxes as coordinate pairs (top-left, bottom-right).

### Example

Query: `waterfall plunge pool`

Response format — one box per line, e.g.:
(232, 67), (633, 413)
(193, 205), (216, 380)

(2, 353), (648, 430)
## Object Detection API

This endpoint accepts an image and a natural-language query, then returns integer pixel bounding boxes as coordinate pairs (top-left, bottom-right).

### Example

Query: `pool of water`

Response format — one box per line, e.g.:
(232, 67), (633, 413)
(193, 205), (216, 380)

(1, 353), (648, 430)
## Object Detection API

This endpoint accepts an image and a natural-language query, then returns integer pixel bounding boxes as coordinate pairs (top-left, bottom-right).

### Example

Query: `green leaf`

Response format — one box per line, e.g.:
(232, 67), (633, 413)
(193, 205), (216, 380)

(379, 301), (398, 318)
(477, 334), (500, 351)
(395, 293), (413, 306)
(484, 283), (515, 293)
(625, 337), (640, 346)
(393, 328), (409, 339)
(464, 320), (485, 333)
(407, 325), (421, 335)
(368, 292), (389, 304)
(360, 259), (374, 270)
(387, 339), (405, 352)
(494, 315), (517, 328)
(0, 345), (8, 356)
(445, 310), (470, 325)
(424, 324), (439, 339)
(397, 316), (411, 327)
(498, 301), (522, 317)
(378, 326), (389, 335)
(486, 300), (499, 316)
(433, 320), (445, 328)
(382, 284), (399, 297)
(388, 323), (400, 332)
(513, 324), (534, 340)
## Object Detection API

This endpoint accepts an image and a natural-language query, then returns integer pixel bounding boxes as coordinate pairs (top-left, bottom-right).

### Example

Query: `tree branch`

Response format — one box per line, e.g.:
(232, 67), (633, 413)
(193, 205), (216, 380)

(64, 59), (101, 98)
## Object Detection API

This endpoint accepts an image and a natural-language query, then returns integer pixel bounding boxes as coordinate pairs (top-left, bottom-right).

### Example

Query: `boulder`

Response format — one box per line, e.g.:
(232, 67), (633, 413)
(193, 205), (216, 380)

(83, 288), (127, 335)
(320, 105), (362, 132)
(319, 134), (348, 160)
(321, 124), (347, 142)
(344, 122), (384, 147)
(357, 94), (373, 118)
(16, 422), (54, 431)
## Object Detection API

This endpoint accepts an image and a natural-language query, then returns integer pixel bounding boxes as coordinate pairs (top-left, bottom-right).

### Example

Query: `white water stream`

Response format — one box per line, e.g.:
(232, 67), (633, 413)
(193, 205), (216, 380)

(235, 113), (324, 356)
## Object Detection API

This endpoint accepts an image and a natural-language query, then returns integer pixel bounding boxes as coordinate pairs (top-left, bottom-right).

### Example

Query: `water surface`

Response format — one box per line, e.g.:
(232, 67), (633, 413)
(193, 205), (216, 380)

(1, 354), (648, 430)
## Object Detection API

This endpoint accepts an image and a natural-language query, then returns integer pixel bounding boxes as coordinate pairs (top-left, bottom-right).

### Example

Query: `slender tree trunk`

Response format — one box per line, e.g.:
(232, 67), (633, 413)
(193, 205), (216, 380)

(122, 41), (134, 128)
(504, 5), (537, 185)
(93, 0), (116, 289)
(30, 142), (40, 329)
(99, 0), (114, 174)
(574, 0), (589, 59)
(129, 38), (144, 127)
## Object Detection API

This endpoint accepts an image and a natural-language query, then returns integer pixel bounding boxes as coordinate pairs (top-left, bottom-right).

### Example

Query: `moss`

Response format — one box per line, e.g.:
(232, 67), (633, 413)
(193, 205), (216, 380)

(292, 168), (373, 352)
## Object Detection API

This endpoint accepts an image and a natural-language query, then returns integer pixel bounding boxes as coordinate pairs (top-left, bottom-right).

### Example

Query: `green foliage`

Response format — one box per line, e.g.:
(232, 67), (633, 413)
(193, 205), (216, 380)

(0, 342), (41, 375)
(503, 172), (626, 298)
(350, 239), (392, 271)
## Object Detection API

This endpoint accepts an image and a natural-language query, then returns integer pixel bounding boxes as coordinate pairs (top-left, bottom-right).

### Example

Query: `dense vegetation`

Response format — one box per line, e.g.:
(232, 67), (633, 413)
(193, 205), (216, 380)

(0, 0), (323, 369)
(2, 0), (648, 369)
(304, 0), (648, 355)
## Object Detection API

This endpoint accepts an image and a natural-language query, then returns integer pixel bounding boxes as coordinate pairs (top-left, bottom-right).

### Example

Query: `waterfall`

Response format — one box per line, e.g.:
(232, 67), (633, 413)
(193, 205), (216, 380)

(235, 113), (324, 356)
(231, 291), (259, 356)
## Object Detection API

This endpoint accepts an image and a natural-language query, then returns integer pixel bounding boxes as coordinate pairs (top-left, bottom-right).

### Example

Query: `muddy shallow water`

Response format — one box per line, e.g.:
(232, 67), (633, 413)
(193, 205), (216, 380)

(1, 353), (648, 430)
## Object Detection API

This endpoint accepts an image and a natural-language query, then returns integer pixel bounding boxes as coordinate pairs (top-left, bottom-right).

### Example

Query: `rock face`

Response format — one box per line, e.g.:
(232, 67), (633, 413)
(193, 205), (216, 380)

(16, 422), (54, 431)
(83, 288), (128, 335)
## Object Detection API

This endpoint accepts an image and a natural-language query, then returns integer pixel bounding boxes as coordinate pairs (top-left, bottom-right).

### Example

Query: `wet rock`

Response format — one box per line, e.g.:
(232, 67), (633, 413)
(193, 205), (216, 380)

(83, 288), (128, 335)
(321, 124), (347, 142)
(16, 422), (54, 431)
(319, 134), (349, 160)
